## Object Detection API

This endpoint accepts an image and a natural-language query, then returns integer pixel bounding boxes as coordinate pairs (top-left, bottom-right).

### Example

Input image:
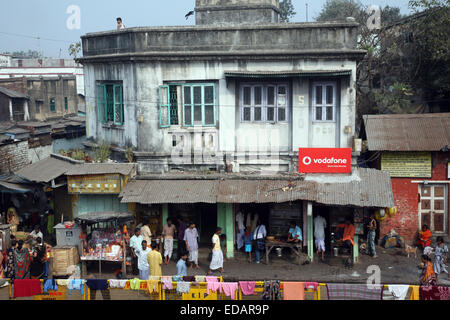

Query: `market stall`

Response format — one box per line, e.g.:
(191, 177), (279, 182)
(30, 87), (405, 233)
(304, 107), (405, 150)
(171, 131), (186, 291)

(74, 211), (134, 278)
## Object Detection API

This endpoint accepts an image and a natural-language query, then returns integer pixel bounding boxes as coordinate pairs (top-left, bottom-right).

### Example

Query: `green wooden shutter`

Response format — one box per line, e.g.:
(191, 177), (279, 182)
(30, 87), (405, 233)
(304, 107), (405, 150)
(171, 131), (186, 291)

(113, 84), (123, 125)
(97, 84), (107, 123)
(182, 85), (193, 127)
(159, 85), (170, 128)
(50, 98), (56, 112)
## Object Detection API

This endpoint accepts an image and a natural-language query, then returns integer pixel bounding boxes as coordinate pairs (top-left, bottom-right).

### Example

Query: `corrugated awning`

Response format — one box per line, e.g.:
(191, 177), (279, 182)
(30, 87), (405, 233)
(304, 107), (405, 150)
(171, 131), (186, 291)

(0, 174), (35, 193)
(120, 168), (393, 208)
(74, 211), (134, 225)
(224, 70), (352, 79)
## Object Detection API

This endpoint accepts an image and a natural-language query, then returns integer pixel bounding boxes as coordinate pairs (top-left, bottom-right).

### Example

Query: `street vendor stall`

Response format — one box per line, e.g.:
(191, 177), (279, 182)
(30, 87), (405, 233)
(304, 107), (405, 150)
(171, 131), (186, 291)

(265, 240), (304, 265)
(74, 211), (134, 278)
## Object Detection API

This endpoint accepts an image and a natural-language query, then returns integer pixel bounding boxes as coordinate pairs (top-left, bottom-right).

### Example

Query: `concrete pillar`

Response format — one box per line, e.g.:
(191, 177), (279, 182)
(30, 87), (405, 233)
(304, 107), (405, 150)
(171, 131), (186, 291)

(307, 202), (314, 262)
(8, 99), (13, 121)
(217, 203), (234, 258)
(24, 100), (30, 121)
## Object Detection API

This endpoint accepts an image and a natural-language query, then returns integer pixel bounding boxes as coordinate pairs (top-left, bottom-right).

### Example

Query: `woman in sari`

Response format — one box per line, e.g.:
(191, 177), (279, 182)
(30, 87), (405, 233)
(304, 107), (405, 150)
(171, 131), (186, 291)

(5, 240), (17, 279)
(14, 240), (31, 279)
(7, 207), (20, 234)
(420, 254), (437, 286)
(30, 238), (46, 279)
(417, 225), (432, 249)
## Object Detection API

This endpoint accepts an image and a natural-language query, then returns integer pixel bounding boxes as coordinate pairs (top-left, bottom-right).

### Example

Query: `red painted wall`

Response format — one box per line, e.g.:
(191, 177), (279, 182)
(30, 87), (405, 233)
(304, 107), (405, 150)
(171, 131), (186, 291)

(380, 152), (450, 244)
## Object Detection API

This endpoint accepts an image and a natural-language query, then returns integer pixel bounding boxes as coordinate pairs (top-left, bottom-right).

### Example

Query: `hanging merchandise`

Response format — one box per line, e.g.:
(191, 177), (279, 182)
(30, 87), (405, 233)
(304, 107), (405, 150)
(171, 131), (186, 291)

(375, 209), (386, 222)
(387, 207), (397, 218)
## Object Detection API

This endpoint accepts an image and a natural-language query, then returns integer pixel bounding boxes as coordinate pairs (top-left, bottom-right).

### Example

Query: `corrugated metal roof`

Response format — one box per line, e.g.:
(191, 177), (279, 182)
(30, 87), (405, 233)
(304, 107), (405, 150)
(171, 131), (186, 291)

(224, 70), (352, 78)
(120, 168), (393, 208)
(0, 86), (29, 99)
(120, 180), (218, 204)
(16, 154), (83, 183)
(66, 163), (136, 176)
(363, 113), (450, 151)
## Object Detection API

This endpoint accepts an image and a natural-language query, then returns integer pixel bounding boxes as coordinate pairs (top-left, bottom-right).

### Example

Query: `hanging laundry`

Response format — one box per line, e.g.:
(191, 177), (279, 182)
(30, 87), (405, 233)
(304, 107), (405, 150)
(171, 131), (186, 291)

(410, 285), (420, 300)
(283, 282), (305, 300)
(205, 276), (219, 282)
(56, 279), (70, 287)
(172, 275), (183, 282)
(420, 286), (450, 300)
(109, 279), (128, 289)
(147, 280), (160, 294)
(161, 276), (173, 290)
(304, 282), (319, 291)
(207, 281), (222, 295)
(130, 278), (141, 290)
(68, 279), (85, 295)
(239, 281), (256, 296)
(183, 276), (195, 282)
(149, 276), (161, 281)
(326, 283), (383, 300)
(13, 279), (42, 298)
(195, 275), (206, 283)
(176, 281), (191, 294)
(221, 282), (239, 300)
(86, 279), (108, 291)
(387, 285), (410, 300)
(262, 281), (281, 300)
(43, 279), (58, 293)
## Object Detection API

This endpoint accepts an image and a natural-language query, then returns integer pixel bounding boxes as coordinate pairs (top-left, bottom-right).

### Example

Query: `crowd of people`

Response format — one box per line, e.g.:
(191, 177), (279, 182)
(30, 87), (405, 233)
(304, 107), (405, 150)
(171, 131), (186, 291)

(0, 226), (49, 281)
(128, 217), (226, 280)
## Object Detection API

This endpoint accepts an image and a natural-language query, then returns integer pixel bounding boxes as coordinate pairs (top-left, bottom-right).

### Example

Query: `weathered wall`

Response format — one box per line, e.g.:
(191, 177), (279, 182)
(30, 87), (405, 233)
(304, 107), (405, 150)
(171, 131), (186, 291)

(0, 92), (11, 121)
(380, 152), (450, 242)
(0, 140), (30, 174)
(53, 135), (86, 154)
(28, 143), (53, 164)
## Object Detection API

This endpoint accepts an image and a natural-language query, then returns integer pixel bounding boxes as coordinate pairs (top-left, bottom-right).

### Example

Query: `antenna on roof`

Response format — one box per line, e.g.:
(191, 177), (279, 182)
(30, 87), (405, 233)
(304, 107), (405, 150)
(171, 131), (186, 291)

(306, 3), (309, 22)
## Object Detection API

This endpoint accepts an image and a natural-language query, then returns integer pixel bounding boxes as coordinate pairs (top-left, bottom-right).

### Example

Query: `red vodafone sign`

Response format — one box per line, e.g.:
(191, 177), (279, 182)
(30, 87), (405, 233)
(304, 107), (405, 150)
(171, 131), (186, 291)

(298, 148), (352, 173)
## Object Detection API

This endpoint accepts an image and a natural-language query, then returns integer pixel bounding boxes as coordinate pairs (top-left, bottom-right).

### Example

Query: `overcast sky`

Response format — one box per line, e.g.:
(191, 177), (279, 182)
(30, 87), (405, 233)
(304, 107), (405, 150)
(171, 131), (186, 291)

(0, 0), (413, 58)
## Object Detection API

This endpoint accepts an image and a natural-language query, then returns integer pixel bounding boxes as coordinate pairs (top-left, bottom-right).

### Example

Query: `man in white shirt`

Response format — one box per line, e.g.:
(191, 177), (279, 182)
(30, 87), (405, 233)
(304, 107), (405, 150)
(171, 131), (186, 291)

(30, 225), (43, 245)
(134, 240), (151, 280)
(253, 221), (267, 264)
(314, 215), (327, 262)
(140, 220), (152, 245)
(116, 17), (125, 30)
(129, 228), (143, 275)
(235, 212), (245, 250)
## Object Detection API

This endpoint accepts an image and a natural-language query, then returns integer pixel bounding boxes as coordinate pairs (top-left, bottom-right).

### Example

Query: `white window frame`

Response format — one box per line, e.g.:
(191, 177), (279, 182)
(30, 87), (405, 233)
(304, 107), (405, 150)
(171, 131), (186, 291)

(312, 82), (337, 123)
(240, 83), (289, 123)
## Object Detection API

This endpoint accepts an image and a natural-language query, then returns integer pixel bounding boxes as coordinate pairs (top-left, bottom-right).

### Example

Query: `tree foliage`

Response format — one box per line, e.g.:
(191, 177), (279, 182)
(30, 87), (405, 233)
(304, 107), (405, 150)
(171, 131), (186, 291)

(279, 0), (296, 22)
(316, 0), (449, 122)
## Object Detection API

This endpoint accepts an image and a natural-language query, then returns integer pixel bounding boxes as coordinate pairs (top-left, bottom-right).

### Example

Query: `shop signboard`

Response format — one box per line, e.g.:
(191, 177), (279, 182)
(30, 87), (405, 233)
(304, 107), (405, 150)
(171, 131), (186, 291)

(298, 148), (351, 173)
(381, 152), (432, 178)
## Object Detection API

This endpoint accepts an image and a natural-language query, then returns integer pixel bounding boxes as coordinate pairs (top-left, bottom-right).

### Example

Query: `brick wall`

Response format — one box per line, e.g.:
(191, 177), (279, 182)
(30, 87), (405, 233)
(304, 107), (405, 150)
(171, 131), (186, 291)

(0, 140), (30, 174)
(380, 152), (450, 243)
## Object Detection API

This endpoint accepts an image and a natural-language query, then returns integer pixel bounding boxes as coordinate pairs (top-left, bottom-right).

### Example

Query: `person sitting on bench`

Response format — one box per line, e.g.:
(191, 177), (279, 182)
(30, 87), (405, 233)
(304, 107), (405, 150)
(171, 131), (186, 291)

(336, 219), (355, 253)
(287, 221), (303, 245)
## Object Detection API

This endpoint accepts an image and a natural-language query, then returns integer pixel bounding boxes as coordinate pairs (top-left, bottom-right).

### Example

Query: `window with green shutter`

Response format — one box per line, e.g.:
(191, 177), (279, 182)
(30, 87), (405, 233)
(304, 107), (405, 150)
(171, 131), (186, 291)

(96, 82), (124, 125)
(182, 84), (216, 127)
(50, 98), (56, 112)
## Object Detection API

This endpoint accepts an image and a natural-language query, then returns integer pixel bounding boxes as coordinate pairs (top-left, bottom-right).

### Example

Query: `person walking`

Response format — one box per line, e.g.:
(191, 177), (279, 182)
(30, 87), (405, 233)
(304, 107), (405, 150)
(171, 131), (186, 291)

(184, 222), (199, 269)
(367, 214), (378, 258)
(433, 236), (449, 281)
(135, 240), (151, 280)
(177, 217), (187, 259)
(314, 214), (327, 262)
(141, 220), (152, 245)
(147, 242), (163, 277)
(162, 218), (176, 265)
(244, 227), (253, 263)
(253, 220), (267, 264)
(208, 228), (224, 275)
(177, 253), (188, 277)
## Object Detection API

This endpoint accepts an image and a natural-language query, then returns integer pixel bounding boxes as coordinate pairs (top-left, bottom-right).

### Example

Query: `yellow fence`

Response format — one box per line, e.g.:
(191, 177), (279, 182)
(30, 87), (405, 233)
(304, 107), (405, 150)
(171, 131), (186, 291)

(4, 279), (420, 301)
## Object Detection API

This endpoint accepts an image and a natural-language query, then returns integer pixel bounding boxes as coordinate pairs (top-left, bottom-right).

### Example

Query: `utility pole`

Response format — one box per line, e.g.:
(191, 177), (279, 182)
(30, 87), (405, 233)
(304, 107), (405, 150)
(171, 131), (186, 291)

(306, 3), (309, 22)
